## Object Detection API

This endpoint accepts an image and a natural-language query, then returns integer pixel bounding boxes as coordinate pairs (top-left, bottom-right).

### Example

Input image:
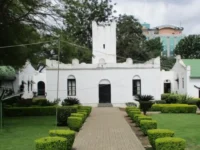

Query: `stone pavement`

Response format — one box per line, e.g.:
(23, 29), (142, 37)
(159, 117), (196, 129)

(72, 107), (145, 150)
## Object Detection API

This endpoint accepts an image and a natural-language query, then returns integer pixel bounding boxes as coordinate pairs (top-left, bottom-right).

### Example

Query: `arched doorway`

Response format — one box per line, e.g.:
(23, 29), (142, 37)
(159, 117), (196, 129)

(99, 79), (111, 103)
(37, 81), (45, 96)
(164, 80), (171, 93)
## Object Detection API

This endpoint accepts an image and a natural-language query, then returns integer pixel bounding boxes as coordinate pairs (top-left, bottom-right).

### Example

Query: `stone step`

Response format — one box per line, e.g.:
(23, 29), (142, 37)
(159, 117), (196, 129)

(98, 103), (113, 107)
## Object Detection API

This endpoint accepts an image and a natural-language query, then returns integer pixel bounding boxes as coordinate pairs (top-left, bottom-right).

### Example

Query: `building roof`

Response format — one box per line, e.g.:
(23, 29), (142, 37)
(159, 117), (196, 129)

(0, 66), (16, 80)
(182, 59), (200, 78)
(153, 25), (184, 30)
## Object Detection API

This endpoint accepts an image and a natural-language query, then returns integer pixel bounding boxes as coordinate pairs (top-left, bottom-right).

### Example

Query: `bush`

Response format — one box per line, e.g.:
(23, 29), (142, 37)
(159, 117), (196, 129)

(76, 111), (87, 120)
(147, 129), (175, 149)
(126, 102), (137, 107)
(187, 98), (199, 105)
(71, 113), (85, 122)
(127, 108), (140, 116)
(62, 97), (80, 106)
(77, 110), (88, 117)
(140, 120), (157, 135)
(4, 106), (56, 117)
(32, 98), (48, 106)
(196, 99), (200, 109)
(35, 136), (67, 150)
(125, 106), (137, 113)
(133, 114), (145, 123)
(67, 117), (83, 132)
(137, 116), (152, 127)
(129, 110), (141, 120)
(153, 100), (166, 104)
(49, 129), (75, 150)
(15, 99), (33, 107)
(155, 137), (186, 150)
(78, 106), (92, 115)
(151, 104), (197, 113)
(57, 106), (78, 126)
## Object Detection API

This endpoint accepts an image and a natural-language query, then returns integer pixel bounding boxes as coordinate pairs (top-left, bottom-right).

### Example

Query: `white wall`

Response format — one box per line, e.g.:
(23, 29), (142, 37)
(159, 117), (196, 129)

(92, 21), (116, 64)
(46, 68), (161, 106)
(188, 79), (200, 98)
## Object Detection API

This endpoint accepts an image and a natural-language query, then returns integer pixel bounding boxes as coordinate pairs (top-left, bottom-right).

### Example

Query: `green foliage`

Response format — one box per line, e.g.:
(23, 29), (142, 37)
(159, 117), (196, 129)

(155, 137), (186, 150)
(144, 37), (163, 58)
(71, 113), (85, 122)
(67, 117), (83, 132)
(57, 106), (78, 126)
(174, 35), (200, 59)
(140, 120), (157, 135)
(62, 97), (80, 106)
(125, 102), (137, 107)
(161, 56), (176, 71)
(151, 104), (197, 113)
(125, 106), (137, 113)
(135, 95), (154, 101)
(129, 110), (141, 120)
(4, 106), (56, 117)
(76, 111), (87, 120)
(35, 136), (67, 150)
(32, 98), (48, 106)
(134, 114), (145, 123)
(78, 106), (92, 115)
(137, 116), (152, 127)
(147, 129), (175, 149)
(49, 129), (75, 150)
(0, 66), (16, 80)
(196, 100), (200, 109)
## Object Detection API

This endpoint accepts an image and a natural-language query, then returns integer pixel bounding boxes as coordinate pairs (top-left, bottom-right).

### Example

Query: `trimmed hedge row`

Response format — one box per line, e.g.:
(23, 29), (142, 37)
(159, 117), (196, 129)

(67, 117), (83, 132)
(125, 106), (186, 150)
(35, 136), (67, 150)
(151, 104), (197, 113)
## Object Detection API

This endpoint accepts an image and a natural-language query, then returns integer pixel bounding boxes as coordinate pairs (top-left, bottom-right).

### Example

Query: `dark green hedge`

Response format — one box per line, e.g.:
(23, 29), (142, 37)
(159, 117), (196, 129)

(35, 136), (67, 150)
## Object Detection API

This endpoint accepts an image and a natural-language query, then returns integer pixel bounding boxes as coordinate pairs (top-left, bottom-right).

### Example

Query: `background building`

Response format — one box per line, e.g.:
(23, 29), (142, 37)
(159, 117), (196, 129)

(142, 22), (185, 57)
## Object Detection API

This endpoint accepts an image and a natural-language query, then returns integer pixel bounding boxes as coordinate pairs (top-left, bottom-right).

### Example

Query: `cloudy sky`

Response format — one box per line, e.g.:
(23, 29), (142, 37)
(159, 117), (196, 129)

(113, 0), (200, 35)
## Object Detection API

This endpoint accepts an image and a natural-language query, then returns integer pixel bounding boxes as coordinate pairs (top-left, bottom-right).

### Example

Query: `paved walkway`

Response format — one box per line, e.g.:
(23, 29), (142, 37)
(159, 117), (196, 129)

(73, 107), (145, 150)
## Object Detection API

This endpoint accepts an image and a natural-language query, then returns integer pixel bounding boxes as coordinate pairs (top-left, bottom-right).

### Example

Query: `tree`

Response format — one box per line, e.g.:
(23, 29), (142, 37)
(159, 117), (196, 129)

(161, 56), (176, 71)
(144, 37), (163, 59)
(174, 35), (200, 59)
(117, 15), (147, 62)
(61, 0), (116, 49)
(0, 0), (60, 67)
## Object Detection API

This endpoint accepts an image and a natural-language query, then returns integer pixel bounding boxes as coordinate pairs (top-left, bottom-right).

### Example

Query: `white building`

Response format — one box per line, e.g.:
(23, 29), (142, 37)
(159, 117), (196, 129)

(161, 56), (200, 98)
(45, 21), (161, 107)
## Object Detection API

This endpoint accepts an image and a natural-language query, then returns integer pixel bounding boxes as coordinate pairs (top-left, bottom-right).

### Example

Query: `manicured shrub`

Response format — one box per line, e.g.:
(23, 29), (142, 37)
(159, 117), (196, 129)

(35, 136), (67, 150)
(67, 117), (83, 132)
(129, 110), (141, 120)
(147, 129), (175, 149)
(133, 114), (145, 122)
(125, 106), (137, 113)
(155, 137), (186, 150)
(137, 116), (152, 126)
(126, 102), (137, 107)
(127, 108), (140, 117)
(77, 110), (88, 117)
(78, 106), (92, 114)
(49, 129), (75, 150)
(153, 100), (166, 104)
(151, 104), (197, 113)
(140, 120), (157, 135)
(57, 106), (78, 126)
(32, 98), (48, 106)
(62, 97), (80, 106)
(71, 113), (85, 122)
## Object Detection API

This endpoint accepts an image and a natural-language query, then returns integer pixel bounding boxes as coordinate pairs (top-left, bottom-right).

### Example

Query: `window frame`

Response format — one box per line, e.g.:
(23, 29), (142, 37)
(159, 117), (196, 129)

(67, 79), (76, 96)
(133, 79), (141, 96)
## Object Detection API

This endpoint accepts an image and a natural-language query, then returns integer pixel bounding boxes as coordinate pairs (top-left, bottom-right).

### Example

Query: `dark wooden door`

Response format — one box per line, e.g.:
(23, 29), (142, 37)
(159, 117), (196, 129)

(164, 83), (171, 93)
(99, 84), (111, 103)
(38, 81), (45, 96)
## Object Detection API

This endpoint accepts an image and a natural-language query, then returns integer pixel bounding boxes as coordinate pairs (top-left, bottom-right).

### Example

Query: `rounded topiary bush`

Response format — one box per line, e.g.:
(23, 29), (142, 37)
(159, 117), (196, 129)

(137, 116), (152, 126)
(155, 137), (186, 150)
(71, 113), (85, 122)
(67, 117), (83, 132)
(140, 120), (157, 135)
(147, 129), (175, 149)
(49, 129), (75, 150)
(35, 136), (67, 150)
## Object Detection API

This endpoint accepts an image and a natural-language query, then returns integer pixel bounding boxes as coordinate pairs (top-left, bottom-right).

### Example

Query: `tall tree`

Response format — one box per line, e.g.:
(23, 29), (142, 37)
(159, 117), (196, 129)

(174, 35), (200, 59)
(0, 0), (59, 67)
(144, 37), (163, 58)
(116, 15), (147, 62)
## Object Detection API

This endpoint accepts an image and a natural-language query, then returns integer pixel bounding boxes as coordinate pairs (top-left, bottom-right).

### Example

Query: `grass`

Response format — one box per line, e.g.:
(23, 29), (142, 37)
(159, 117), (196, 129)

(0, 116), (69, 150)
(151, 114), (200, 150)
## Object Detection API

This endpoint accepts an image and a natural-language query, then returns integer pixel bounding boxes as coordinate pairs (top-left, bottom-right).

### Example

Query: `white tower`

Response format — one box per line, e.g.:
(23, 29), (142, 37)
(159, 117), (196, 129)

(92, 21), (116, 64)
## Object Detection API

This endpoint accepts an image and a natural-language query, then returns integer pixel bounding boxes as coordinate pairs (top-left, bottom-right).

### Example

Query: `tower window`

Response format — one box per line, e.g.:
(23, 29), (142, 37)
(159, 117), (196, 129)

(103, 44), (105, 49)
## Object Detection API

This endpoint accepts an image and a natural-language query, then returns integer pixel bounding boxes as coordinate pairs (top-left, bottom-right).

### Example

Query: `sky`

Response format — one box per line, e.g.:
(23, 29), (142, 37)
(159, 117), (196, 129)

(113, 0), (200, 35)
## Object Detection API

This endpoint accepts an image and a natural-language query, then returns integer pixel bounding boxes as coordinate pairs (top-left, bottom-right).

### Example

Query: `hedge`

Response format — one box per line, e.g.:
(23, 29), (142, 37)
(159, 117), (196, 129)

(147, 129), (174, 149)
(78, 106), (92, 114)
(140, 120), (157, 135)
(32, 98), (48, 106)
(133, 114), (145, 123)
(77, 111), (88, 119)
(67, 117), (83, 132)
(137, 116), (152, 127)
(129, 110), (141, 120)
(155, 137), (186, 150)
(151, 104), (197, 113)
(127, 108), (140, 117)
(125, 106), (137, 112)
(71, 113), (85, 122)
(49, 129), (75, 150)
(35, 136), (67, 150)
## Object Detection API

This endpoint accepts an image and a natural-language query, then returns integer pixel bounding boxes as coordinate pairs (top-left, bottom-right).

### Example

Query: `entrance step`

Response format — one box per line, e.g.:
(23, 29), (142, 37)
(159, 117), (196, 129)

(98, 103), (113, 107)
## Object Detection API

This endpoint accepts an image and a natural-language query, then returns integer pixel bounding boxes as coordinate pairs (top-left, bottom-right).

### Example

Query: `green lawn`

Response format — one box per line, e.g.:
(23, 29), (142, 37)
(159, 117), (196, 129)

(0, 116), (69, 150)
(151, 114), (200, 150)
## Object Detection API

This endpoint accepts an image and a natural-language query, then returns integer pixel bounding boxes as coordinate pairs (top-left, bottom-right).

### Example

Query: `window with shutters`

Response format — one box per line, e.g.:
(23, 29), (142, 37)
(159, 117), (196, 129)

(133, 79), (141, 96)
(67, 76), (76, 96)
